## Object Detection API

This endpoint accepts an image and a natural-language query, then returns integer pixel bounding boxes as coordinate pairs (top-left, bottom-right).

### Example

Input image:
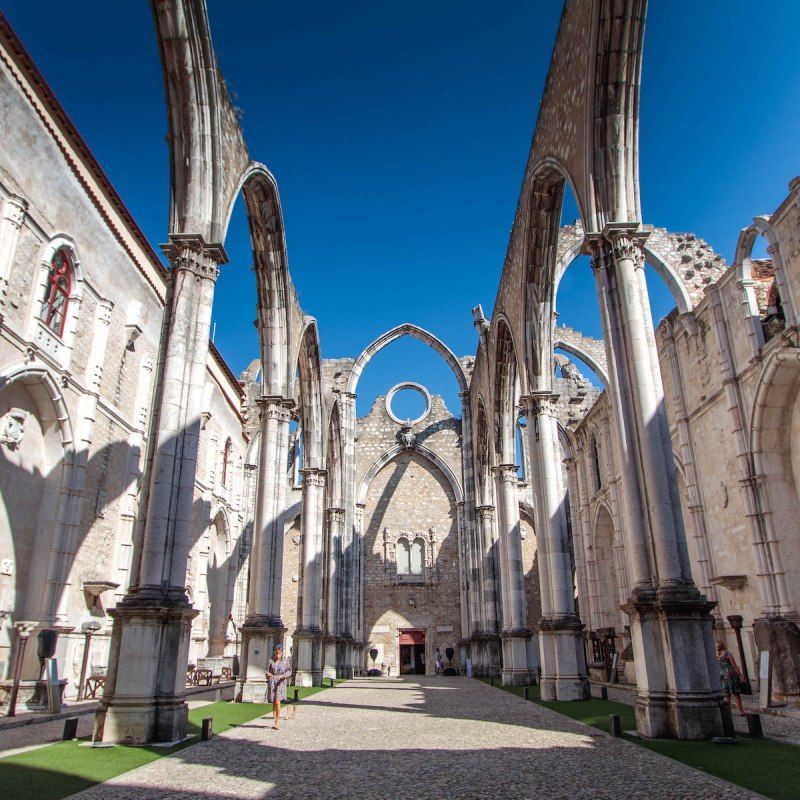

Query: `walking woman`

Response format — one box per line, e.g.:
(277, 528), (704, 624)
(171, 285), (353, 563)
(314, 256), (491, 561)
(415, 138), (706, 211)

(266, 644), (291, 729)
(716, 640), (745, 714)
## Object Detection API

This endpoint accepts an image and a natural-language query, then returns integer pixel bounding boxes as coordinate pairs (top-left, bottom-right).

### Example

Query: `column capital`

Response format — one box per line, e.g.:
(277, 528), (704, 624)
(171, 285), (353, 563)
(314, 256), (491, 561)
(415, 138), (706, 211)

(492, 464), (519, 484)
(161, 233), (229, 281)
(300, 467), (327, 487)
(256, 395), (293, 423)
(475, 504), (495, 521)
(602, 223), (649, 267)
(326, 507), (345, 523)
(520, 392), (560, 418)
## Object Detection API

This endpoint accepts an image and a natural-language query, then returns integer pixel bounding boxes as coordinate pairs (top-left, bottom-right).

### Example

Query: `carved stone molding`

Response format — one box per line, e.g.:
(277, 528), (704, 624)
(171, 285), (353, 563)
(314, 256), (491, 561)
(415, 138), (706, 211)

(492, 464), (519, 485)
(521, 392), (559, 419)
(300, 467), (327, 488)
(382, 526), (439, 585)
(161, 234), (229, 282)
(0, 407), (29, 451)
(475, 505), (496, 523)
(326, 507), (345, 525)
(257, 396), (292, 423)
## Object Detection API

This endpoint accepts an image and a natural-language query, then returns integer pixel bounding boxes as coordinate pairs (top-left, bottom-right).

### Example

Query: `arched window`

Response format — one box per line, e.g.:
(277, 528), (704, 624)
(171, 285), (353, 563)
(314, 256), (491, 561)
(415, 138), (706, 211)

(410, 537), (425, 575)
(396, 538), (411, 575)
(590, 434), (602, 492)
(39, 248), (72, 336)
(221, 438), (232, 487)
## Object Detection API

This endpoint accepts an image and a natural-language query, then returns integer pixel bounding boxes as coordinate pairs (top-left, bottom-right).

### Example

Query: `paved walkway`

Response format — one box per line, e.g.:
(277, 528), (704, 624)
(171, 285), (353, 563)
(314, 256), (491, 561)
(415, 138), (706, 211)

(70, 677), (764, 800)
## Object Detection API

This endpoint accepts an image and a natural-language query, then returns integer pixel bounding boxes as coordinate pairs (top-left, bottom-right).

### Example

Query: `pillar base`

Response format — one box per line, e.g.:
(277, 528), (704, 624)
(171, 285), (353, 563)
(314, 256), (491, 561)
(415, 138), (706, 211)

(293, 627), (323, 687)
(322, 637), (338, 681)
(238, 620), (286, 703)
(337, 637), (354, 678)
(625, 586), (724, 739)
(501, 629), (532, 685)
(538, 616), (588, 701)
(94, 602), (198, 745)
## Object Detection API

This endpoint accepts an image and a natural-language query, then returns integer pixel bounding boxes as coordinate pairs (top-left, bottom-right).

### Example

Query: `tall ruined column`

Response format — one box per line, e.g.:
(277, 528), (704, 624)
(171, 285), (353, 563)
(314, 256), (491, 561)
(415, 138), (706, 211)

(475, 505), (501, 676)
(523, 393), (587, 701)
(492, 465), (532, 685)
(98, 235), (226, 745)
(351, 502), (366, 675)
(340, 391), (358, 676)
(294, 468), (327, 686)
(0, 194), (27, 318)
(323, 507), (344, 680)
(239, 396), (292, 702)
(588, 226), (722, 739)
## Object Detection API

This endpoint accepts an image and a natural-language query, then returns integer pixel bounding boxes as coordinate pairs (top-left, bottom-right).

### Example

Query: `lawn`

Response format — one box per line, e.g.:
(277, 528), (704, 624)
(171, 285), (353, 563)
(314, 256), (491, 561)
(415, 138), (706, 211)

(0, 681), (344, 800)
(482, 679), (800, 800)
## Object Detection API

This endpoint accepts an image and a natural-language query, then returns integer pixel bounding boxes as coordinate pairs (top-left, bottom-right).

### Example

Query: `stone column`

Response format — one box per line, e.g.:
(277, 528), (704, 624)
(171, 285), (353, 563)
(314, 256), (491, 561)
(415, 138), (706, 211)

(475, 505), (501, 676)
(97, 235), (226, 745)
(340, 392), (358, 676)
(588, 227), (722, 739)
(492, 465), (532, 685)
(294, 468), (327, 687)
(323, 507), (344, 680)
(523, 393), (587, 700)
(240, 396), (292, 702)
(350, 502), (366, 676)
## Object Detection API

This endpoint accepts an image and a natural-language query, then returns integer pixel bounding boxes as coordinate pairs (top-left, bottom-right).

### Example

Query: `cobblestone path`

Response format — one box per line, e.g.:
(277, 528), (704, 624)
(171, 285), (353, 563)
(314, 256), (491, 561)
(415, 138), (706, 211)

(74, 677), (763, 800)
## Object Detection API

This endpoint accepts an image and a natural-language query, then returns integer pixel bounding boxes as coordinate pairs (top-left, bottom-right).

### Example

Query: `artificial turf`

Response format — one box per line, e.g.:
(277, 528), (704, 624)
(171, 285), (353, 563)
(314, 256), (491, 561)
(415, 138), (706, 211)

(482, 678), (800, 800)
(0, 681), (344, 800)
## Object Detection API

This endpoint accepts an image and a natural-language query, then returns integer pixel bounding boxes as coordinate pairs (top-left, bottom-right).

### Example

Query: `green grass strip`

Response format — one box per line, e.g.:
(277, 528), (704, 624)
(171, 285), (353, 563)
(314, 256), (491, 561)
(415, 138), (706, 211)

(0, 680), (346, 800)
(480, 678), (800, 800)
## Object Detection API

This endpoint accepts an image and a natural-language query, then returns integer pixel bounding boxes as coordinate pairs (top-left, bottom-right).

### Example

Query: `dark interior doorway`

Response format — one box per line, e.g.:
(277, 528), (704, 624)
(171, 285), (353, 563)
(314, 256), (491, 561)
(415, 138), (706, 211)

(399, 630), (426, 674)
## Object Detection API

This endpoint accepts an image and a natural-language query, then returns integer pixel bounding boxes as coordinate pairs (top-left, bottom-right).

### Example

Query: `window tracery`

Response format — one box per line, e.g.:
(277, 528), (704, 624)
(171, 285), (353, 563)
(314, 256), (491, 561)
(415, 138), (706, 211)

(40, 248), (72, 336)
(383, 527), (438, 585)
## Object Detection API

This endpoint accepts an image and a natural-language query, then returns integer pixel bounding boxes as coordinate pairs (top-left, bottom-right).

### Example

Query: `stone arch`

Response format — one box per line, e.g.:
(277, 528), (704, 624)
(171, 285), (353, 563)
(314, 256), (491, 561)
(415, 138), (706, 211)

(749, 347), (800, 615)
(357, 443), (463, 507)
(206, 507), (233, 657)
(346, 323), (468, 396)
(473, 394), (493, 507)
(492, 318), (520, 465)
(294, 319), (324, 469)
(588, 500), (618, 630)
(326, 401), (343, 508)
(553, 331), (610, 392)
(0, 362), (75, 651)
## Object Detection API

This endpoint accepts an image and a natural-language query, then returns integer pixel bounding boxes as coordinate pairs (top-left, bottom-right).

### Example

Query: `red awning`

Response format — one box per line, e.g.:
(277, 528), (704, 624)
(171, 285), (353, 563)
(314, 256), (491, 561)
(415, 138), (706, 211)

(399, 630), (425, 645)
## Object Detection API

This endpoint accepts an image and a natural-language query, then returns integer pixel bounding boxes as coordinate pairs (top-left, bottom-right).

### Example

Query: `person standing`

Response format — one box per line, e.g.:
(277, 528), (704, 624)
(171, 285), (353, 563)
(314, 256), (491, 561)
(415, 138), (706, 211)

(266, 644), (291, 729)
(717, 640), (745, 714)
(435, 648), (443, 676)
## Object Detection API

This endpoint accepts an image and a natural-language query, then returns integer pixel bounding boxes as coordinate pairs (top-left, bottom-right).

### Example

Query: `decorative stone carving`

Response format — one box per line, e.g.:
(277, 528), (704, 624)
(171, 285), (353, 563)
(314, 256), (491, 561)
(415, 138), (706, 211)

(382, 526), (439, 585)
(398, 424), (416, 449)
(0, 407), (28, 451)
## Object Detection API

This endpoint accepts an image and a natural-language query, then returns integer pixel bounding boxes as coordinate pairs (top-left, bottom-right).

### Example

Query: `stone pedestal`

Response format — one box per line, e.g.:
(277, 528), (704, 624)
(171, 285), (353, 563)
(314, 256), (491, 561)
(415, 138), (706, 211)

(239, 621), (285, 703)
(293, 628), (322, 687)
(538, 616), (588, 701)
(626, 588), (724, 740)
(753, 617), (800, 704)
(322, 637), (338, 681)
(501, 630), (532, 685)
(96, 604), (197, 745)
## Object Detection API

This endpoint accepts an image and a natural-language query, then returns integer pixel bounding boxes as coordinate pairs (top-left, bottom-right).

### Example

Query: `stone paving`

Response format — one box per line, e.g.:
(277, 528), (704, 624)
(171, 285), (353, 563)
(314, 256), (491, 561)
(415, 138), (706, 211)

(70, 677), (766, 800)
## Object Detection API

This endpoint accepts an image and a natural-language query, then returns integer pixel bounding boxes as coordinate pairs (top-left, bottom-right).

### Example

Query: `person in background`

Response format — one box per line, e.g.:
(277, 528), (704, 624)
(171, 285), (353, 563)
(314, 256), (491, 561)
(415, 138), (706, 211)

(716, 640), (745, 714)
(435, 648), (443, 676)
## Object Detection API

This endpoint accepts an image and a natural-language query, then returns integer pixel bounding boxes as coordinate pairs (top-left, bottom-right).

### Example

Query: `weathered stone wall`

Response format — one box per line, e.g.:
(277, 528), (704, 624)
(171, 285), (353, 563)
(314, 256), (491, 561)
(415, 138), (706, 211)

(358, 395), (464, 674)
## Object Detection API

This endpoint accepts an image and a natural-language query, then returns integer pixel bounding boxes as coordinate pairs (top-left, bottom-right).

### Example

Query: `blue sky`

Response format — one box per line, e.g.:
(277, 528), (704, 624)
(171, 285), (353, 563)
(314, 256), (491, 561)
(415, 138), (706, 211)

(4, 2), (799, 418)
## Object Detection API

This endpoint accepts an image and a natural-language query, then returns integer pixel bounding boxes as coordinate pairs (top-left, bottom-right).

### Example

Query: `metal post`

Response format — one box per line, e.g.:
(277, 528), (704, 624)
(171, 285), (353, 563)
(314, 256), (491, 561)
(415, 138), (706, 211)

(6, 621), (37, 718)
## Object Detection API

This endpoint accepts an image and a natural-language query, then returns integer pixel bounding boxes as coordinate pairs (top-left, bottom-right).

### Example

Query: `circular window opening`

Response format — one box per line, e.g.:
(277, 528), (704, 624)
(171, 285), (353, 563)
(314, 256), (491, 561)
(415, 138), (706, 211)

(385, 382), (431, 425)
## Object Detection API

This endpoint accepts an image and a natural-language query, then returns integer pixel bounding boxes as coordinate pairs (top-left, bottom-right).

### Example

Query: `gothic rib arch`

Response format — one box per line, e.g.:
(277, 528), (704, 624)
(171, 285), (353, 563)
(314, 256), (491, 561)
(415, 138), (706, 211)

(473, 393), (493, 507)
(491, 315), (523, 466)
(357, 443), (464, 507)
(552, 335), (610, 392)
(346, 323), (468, 397)
(293, 318), (324, 470)
(326, 399), (344, 508)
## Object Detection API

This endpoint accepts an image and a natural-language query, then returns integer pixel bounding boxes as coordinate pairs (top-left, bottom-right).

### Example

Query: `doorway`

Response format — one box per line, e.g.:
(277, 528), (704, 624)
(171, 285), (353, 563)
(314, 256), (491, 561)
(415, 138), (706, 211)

(399, 630), (426, 674)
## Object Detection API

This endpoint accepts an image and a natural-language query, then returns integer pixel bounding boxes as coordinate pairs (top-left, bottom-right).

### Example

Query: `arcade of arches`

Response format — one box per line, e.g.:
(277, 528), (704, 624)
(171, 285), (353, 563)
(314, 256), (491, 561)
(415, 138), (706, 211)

(0, 1), (799, 748)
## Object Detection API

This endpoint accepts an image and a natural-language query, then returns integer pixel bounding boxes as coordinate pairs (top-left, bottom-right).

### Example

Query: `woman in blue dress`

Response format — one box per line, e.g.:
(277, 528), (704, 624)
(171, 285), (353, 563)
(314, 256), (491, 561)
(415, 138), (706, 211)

(266, 644), (291, 729)
(716, 640), (745, 714)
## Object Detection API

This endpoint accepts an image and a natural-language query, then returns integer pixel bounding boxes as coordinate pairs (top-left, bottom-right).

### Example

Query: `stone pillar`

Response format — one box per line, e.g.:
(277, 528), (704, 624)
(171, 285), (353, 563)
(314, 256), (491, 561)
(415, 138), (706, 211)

(588, 227), (722, 739)
(239, 396), (292, 702)
(294, 468), (327, 687)
(492, 464), (532, 685)
(523, 393), (588, 700)
(475, 505), (500, 676)
(350, 502), (366, 676)
(97, 235), (226, 745)
(323, 507), (344, 680)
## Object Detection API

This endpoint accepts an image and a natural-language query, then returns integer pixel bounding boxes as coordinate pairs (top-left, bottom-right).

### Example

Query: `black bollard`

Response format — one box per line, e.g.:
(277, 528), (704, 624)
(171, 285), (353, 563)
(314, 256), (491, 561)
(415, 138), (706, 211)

(609, 714), (622, 738)
(329, 677), (335, 688)
(489, 676), (494, 686)
(293, 688), (300, 704)
(523, 686), (530, 701)
(62, 717), (79, 740)
(746, 713), (763, 738)
(201, 718), (213, 741)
